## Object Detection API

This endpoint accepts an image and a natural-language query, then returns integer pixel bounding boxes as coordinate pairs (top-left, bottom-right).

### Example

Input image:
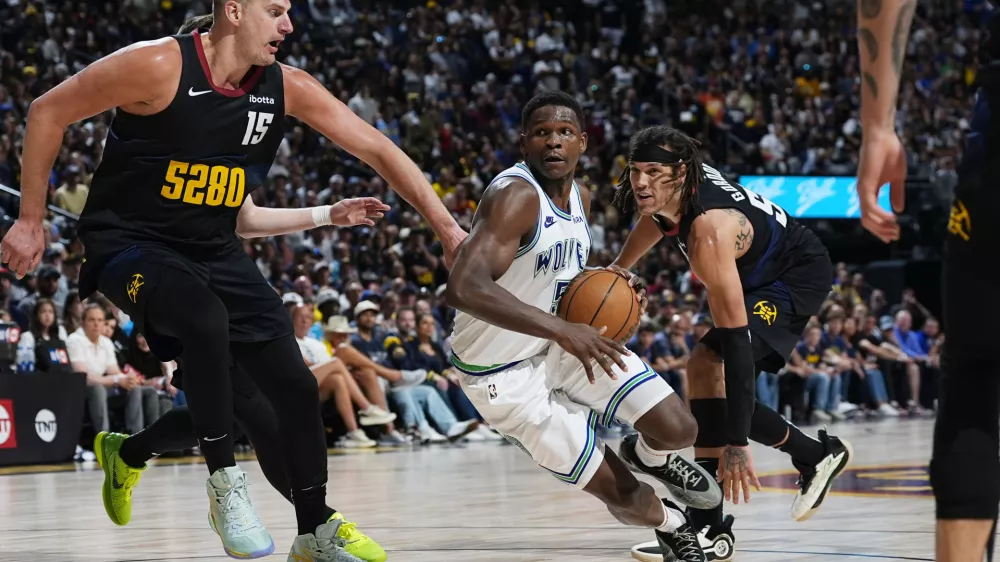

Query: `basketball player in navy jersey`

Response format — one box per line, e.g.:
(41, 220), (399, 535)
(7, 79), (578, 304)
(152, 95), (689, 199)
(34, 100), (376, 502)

(612, 126), (853, 562)
(856, 2), (999, 561)
(0, 2), (464, 561)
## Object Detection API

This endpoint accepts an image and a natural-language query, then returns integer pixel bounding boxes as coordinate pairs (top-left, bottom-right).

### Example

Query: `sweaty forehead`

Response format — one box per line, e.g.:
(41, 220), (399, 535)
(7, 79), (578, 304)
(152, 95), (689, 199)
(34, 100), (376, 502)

(528, 106), (579, 128)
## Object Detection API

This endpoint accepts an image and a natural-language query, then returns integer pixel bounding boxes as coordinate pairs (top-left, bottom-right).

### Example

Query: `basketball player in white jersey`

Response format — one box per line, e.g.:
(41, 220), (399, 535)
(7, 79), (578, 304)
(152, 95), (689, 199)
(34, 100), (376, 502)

(446, 91), (720, 562)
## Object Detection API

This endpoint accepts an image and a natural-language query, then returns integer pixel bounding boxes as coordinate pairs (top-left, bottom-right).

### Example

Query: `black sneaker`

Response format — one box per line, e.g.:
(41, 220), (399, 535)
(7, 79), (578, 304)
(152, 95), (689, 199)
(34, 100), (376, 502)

(630, 515), (735, 562)
(619, 433), (722, 509)
(790, 428), (853, 522)
(654, 501), (706, 562)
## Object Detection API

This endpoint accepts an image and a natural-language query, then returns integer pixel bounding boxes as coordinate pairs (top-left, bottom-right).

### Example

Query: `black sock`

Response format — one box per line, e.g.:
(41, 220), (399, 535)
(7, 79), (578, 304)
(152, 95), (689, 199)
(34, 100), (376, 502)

(687, 458), (723, 530)
(119, 407), (201, 469)
(292, 484), (332, 535)
(778, 424), (826, 473)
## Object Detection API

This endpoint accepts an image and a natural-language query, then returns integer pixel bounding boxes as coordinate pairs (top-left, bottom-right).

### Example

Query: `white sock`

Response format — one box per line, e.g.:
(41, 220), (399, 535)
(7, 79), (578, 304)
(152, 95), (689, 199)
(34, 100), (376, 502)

(656, 501), (686, 533)
(635, 435), (677, 467)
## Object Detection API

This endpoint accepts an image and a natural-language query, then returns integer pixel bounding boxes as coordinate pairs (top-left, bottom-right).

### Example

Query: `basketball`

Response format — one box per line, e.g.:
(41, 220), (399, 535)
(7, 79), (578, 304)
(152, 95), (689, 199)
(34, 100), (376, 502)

(556, 270), (641, 343)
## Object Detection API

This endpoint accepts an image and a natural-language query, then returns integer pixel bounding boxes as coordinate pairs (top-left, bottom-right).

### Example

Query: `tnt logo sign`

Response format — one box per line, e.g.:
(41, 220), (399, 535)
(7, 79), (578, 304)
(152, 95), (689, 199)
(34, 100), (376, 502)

(0, 399), (16, 449)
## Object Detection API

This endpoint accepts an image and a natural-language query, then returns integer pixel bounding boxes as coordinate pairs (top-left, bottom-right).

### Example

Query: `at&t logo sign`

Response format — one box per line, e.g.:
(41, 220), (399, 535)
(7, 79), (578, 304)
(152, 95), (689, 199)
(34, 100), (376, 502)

(0, 399), (16, 449)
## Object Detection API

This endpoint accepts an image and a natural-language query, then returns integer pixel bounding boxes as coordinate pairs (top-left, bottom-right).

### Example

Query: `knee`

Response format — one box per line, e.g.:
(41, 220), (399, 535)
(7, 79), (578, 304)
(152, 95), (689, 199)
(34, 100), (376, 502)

(931, 428), (1000, 519)
(639, 395), (698, 449)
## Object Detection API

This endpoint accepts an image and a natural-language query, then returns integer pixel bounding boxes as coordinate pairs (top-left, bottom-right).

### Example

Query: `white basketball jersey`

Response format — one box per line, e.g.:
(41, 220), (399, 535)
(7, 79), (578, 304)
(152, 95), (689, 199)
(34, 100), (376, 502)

(450, 163), (592, 375)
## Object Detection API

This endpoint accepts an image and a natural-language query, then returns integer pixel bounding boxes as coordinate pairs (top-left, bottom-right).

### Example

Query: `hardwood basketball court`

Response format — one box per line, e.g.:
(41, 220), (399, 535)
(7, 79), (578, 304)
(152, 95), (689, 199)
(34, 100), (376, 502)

(0, 419), (943, 561)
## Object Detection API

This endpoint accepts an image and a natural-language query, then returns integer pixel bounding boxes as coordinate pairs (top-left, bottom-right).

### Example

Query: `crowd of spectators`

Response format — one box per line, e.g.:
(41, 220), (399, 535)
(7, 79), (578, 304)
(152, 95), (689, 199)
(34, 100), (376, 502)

(0, 0), (962, 456)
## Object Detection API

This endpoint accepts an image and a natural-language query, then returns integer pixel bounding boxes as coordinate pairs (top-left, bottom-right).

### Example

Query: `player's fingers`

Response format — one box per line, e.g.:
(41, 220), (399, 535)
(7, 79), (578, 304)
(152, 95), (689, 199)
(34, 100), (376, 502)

(592, 348), (619, 380)
(598, 343), (626, 373)
(577, 353), (596, 384)
(601, 337), (630, 357)
(597, 325), (608, 335)
(750, 470), (762, 491)
(361, 219), (375, 226)
(742, 473), (752, 503)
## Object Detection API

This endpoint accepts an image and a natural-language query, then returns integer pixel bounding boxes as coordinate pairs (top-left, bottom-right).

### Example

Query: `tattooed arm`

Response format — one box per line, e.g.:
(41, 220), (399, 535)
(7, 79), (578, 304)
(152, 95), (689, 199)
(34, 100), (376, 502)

(857, 0), (916, 128)
(855, 0), (913, 243)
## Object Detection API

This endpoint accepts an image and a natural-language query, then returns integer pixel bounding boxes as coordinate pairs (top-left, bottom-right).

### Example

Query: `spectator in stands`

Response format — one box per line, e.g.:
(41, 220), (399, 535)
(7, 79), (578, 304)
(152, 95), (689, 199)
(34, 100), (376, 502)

(126, 332), (178, 419)
(384, 311), (495, 444)
(18, 298), (70, 373)
(15, 265), (61, 330)
(53, 166), (88, 215)
(62, 290), (82, 335)
(788, 325), (835, 423)
(321, 315), (426, 444)
(405, 312), (480, 422)
(350, 300), (390, 365)
(892, 310), (932, 415)
(291, 304), (397, 448)
(629, 322), (686, 402)
(846, 316), (899, 417)
(820, 310), (849, 420)
(67, 304), (158, 434)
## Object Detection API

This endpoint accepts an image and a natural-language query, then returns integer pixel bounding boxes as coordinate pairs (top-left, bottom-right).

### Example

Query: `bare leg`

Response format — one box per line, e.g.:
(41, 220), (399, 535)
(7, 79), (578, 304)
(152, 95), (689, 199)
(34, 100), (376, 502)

(937, 520), (994, 562)
(319, 373), (359, 432)
(338, 345), (403, 383)
(583, 449), (675, 527)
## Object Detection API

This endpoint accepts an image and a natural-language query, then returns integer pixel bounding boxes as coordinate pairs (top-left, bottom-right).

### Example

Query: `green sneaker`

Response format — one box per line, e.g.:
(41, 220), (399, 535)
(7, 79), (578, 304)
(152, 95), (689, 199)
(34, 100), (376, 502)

(329, 512), (387, 562)
(94, 431), (145, 526)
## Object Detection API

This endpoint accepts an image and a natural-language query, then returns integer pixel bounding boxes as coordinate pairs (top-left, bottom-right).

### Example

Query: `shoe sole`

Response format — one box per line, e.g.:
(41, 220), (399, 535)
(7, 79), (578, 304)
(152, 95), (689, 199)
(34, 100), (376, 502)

(209, 511), (276, 559)
(94, 432), (128, 527)
(794, 437), (854, 522)
(631, 537), (735, 562)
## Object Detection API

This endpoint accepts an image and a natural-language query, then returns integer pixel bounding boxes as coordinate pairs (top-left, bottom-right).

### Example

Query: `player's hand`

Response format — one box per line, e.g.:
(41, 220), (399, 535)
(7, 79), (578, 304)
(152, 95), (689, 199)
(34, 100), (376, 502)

(0, 219), (45, 279)
(329, 197), (391, 227)
(605, 264), (648, 315)
(857, 128), (907, 243)
(556, 323), (631, 384)
(718, 444), (762, 505)
(441, 227), (468, 270)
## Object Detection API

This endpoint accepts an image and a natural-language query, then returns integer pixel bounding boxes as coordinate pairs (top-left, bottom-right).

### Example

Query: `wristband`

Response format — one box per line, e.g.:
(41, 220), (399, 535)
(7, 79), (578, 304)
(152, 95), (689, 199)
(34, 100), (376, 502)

(312, 205), (333, 227)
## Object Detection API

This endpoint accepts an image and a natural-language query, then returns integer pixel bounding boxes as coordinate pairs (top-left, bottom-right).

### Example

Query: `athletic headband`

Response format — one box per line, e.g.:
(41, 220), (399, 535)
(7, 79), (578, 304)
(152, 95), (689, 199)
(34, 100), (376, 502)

(629, 144), (684, 165)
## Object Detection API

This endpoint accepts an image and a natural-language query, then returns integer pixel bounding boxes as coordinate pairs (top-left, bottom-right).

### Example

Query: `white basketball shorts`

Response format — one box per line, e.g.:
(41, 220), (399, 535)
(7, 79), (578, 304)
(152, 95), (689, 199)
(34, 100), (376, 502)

(458, 344), (673, 489)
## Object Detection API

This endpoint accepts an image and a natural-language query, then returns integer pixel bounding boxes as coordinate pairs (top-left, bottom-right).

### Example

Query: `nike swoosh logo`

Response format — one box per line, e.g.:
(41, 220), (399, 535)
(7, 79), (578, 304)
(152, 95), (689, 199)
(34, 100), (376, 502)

(188, 87), (212, 97)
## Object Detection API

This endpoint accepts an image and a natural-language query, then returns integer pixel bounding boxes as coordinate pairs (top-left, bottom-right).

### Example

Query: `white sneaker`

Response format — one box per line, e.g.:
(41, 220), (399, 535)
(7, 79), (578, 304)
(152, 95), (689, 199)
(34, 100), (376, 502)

(393, 369), (428, 389)
(475, 425), (505, 441)
(418, 424), (447, 443)
(357, 405), (397, 426)
(287, 519), (365, 562)
(445, 419), (481, 441)
(339, 430), (377, 448)
(790, 429), (854, 522)
(811, 410), (832, 423)
(877, 403), (900, 417)
(826, 409), (846, 422)
(207, 466), (274, 559)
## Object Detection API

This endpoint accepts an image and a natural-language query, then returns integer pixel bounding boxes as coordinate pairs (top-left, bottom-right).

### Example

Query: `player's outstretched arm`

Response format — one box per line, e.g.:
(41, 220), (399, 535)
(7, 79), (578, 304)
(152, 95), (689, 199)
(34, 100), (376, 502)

(611, 215), (664, 270)
(687, 211), (754, 446)
(281, 65), (465, 263)
(688, 211), (762, 504)
(446, 179), (628, 383)
(235, 193), (390, 238)
(1, 40), (179, 277)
